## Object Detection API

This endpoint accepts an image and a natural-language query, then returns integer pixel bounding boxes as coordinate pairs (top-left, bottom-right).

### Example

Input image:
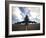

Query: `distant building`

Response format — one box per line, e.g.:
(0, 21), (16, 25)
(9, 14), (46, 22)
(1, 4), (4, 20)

(15, 15), (37, 25)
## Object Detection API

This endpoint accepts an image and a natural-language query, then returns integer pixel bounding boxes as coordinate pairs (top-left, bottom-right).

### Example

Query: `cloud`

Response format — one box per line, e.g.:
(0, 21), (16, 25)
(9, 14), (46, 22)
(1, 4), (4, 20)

(12, 7), (40, 24)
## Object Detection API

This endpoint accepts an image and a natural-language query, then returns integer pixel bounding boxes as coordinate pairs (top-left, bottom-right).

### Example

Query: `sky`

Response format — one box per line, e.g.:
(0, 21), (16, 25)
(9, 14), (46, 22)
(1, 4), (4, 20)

(12, 7), (40, 24)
